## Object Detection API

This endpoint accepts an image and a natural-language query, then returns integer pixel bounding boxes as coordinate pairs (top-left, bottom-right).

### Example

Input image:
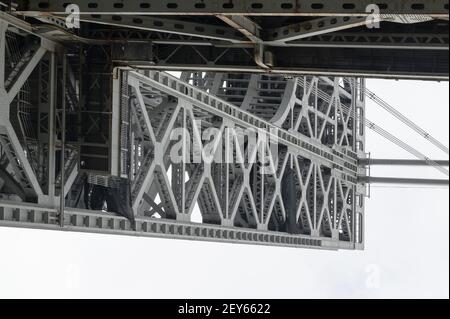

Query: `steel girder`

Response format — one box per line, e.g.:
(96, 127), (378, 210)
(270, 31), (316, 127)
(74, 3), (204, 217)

(81, 28), (449, 51)
(7, 1), (449, 80)
(73, 15), (247, 44)
(114, 43), (449, 80)
(15, 1), (449, 17)
(0, 200), (351, 250)
(280, 32), (449, 50)
(69, 16), (449, 80)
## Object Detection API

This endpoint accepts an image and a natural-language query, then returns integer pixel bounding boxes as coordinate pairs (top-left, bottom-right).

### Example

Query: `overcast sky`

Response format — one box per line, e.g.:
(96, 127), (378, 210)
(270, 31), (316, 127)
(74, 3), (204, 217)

(0, 79), (448, 299)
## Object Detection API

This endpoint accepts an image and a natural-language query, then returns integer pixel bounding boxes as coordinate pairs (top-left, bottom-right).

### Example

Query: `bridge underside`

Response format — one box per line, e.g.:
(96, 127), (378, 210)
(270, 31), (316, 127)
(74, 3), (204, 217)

(0, 1), (448, 249)
(6, 0), (450, 80)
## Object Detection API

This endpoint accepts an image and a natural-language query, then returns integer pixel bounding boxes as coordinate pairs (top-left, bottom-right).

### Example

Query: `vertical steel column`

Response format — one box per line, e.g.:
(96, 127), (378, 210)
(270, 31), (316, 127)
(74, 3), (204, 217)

(0, 21), (6, 90)
(47, 52), (56, 199)
(59, 53), (67, 226)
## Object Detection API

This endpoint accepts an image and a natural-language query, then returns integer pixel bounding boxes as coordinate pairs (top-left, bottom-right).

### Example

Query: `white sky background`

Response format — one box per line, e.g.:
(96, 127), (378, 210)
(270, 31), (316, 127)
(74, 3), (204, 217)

(0, 79), (448, 299)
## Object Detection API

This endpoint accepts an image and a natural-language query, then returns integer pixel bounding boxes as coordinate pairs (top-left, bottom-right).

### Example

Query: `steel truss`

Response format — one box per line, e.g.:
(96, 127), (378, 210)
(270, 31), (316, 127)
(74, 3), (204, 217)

(97, 70), (364, 249)
(0, 16), (79, 206)
(7, 1), (449, 80)
(0, 1), (447, 252)
(0, 11), (366, 250)
(0, 69), (365, 250)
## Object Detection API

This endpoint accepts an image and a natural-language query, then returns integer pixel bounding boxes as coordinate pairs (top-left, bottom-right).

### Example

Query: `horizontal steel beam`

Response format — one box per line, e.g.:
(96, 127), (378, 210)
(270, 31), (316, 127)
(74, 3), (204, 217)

(281, 32), (449, 50)
(0, 11), (61, 48)
(124, 64), (450, 81)
(360, 159), (450, 166)
(81, 27), (449, 50)
(0, 201), (356, 250)
(5, 10), (447, 80)
(359, 176), (449, 186)
(117, 44), (449, 81)
(16, 1), (450, 17)
(268, 16), (373, 43)
(268, 16), (448, 45)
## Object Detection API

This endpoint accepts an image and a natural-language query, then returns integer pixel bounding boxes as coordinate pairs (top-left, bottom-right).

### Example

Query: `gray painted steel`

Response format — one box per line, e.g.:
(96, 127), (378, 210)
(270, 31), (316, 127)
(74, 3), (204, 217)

(16, 1), (450, 16)
(8, 1), (450, 80)
(0, 3), (448, 250)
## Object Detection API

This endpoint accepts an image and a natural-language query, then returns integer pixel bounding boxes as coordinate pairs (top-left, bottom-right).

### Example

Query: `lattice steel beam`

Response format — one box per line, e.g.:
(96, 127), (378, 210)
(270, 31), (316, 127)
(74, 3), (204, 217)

(74, 15), (247, 43)
(268, 15), (440, 43)
(0, 13), (79, 209)
(79, 27), (449, 50)
(0, 21), (48, 199)
(268, 16), (376, 43)
(281, 32), (449, 50)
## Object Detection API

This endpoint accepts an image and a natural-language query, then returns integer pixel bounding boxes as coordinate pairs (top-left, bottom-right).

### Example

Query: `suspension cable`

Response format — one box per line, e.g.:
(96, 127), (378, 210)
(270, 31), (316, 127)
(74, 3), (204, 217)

(364, 86), (449, 155)
(366, 119), (449, 177)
